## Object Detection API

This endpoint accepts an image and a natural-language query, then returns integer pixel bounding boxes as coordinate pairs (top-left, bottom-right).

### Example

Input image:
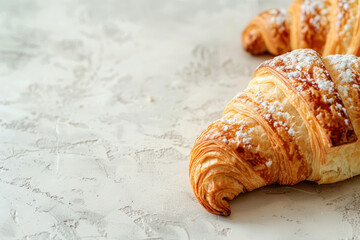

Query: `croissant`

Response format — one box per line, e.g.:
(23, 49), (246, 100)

(242, 0), (360, 56)
(189, 49), (360, 216)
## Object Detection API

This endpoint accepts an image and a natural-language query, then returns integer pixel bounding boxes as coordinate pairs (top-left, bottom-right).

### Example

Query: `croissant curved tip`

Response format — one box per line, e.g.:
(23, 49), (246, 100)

(219, 208), (231, 216)
(201, 198), (232, 216)
(190, 140), (248, 216)
(198, 189), (236, 216)
(215, 210), (231, 216)
(242, 26), (267, 55)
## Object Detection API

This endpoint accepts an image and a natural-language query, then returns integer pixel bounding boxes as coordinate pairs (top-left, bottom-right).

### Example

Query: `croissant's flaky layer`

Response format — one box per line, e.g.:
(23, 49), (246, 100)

(242, 0), (360, 56)
(189, 49), (360, 216)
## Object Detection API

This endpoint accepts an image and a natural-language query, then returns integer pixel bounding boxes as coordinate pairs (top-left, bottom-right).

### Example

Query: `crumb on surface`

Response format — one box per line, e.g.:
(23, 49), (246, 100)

(147, 96), (154, 102)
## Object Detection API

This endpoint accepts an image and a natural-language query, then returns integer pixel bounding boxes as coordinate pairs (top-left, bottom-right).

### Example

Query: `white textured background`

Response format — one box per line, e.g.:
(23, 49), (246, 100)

(0, 0), (359, 239)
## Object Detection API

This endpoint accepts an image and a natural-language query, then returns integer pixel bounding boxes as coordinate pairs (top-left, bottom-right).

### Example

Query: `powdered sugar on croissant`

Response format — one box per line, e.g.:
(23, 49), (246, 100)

(189, 49), (360, 216)
(242, 0), (360, 56)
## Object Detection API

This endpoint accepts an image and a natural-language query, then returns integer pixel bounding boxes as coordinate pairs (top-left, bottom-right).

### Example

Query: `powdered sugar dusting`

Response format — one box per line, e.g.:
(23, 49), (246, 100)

(202, 114), (259, 150)
(265, 159), (273, 167)
(268, 9), (288, 31)
(233, 122), (256, 148)
(299, 0), (331, 53)
(328, 55), (359, 80)
(336, 0), (356, 37)
(288, 128), (296, 137)
(301, 0), (328, 31)
(236, 90), (295, 141)
(257, 49), (355, 145)
(316, 79), (334, 92)
(267, 49), (337, 93)
(326, 54), (360, 101)
(323, 95), (335, 104)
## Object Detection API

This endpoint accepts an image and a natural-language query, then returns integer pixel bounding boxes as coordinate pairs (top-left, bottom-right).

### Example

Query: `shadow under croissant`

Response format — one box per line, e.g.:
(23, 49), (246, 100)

(224, 174), (360, 221)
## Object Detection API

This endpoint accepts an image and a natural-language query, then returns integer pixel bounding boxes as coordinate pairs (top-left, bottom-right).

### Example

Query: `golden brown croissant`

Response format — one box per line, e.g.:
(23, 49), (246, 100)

(189, 49), (360, 216)
(242, 0), (360, 56)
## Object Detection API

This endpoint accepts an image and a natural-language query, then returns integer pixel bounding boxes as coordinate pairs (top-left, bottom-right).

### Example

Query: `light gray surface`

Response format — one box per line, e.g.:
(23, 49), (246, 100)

(0, 0), (359, 239)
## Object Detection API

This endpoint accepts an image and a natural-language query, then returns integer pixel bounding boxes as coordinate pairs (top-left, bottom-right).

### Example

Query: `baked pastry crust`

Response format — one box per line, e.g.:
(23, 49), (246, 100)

(189, 49), (360, 216)
(242, 0), (360, 56)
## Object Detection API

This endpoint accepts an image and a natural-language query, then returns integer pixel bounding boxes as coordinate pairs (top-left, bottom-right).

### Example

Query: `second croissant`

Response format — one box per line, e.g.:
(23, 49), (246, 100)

(242, 0), (360, 56)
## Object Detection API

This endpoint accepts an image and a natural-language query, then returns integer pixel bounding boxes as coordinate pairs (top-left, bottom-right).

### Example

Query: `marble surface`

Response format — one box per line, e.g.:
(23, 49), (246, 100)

(0, 0), (359, 239)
